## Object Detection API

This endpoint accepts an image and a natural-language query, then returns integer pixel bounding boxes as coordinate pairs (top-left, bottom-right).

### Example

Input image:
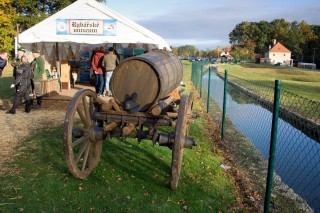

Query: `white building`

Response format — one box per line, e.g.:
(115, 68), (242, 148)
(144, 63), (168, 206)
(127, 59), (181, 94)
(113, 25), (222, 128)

(265, 40), (292, 65)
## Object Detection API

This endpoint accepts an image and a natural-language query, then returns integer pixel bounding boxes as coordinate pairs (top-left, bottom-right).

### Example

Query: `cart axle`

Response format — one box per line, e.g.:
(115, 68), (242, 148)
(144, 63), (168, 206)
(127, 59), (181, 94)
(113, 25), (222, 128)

(158, 133), (197, 149)
(84, 127), (197, 149)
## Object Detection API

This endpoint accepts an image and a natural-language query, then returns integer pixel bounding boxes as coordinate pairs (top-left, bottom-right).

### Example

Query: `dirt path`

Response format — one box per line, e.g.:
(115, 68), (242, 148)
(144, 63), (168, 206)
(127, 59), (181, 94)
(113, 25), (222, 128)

(0, 100), (69, 174)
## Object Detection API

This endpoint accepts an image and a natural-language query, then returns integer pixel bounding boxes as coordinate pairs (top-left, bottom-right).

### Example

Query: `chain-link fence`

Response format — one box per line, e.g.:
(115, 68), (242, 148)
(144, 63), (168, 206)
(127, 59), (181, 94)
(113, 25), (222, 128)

(191, 62), (320, 213)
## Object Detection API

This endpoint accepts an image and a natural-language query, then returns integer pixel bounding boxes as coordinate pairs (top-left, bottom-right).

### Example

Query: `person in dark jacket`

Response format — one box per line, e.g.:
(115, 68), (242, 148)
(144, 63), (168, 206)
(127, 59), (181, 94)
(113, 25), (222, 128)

(11, 47), (26, 78)
(6, 56), (34, 114)
(0, 50), (8, 77)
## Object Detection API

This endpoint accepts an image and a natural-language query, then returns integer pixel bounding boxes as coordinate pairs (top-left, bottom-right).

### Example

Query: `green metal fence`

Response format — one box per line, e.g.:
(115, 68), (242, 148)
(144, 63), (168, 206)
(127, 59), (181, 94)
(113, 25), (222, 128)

(191, 62), (320, 213)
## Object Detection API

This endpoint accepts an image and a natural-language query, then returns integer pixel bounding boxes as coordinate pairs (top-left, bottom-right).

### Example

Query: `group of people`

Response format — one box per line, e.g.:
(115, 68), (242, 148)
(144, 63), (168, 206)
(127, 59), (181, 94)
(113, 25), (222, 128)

(91, 46), (119, 97)
(0, 47), (45, 114)
(1, 45), (119, 114)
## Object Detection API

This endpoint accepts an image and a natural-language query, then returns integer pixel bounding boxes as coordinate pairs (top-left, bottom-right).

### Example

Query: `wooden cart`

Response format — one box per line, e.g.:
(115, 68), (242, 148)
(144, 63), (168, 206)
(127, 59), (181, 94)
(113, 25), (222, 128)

(63, 50), (197, 190)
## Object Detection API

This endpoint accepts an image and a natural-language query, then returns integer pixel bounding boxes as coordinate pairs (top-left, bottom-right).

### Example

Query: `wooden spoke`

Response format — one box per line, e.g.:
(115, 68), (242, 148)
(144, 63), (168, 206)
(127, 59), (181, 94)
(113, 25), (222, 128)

(89, 97), (94, 120)
(77, 107), (90, 128)
(82, 96), (91, 126)
(81, 143), (91, 172)
(72, 136), (85, 148)
(75, 142), (88, 164)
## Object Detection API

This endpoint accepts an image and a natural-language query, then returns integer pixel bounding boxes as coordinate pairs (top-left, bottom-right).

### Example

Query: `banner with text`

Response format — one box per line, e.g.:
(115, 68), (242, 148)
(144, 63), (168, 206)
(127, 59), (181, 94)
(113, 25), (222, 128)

(56, 19), (117, 36)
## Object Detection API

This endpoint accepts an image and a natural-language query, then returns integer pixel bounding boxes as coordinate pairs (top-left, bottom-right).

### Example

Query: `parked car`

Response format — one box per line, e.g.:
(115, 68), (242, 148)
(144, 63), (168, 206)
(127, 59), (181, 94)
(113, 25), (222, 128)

(189, 57), (196, 62)
(211, 58), (217, 63)
(274, 62), (283, 66)
(211, 58), (221, 64)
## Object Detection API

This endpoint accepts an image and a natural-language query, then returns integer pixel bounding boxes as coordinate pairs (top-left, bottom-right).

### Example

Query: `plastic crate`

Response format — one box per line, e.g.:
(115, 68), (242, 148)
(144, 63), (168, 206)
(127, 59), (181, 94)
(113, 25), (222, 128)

(134, 48), (144, 55)
(79, 70), (90, 82)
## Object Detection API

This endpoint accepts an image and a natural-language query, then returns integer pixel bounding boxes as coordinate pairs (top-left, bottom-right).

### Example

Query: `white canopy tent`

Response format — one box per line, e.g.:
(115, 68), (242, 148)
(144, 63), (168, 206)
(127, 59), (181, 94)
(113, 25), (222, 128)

(17, 0), (170, 48)
(16, 0), (170, 71)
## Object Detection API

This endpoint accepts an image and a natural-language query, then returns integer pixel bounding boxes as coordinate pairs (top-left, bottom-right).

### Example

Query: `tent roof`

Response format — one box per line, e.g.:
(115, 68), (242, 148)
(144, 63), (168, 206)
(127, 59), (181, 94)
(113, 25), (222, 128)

(18, 0), (170, 49)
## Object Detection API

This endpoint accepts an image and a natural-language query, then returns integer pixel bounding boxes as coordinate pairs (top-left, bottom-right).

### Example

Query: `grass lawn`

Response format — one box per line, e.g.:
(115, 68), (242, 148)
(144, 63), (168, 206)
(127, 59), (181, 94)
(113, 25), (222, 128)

(218, 63), (320, 102)
(0, 61), (242, 212)
(0, 64), (15, 99)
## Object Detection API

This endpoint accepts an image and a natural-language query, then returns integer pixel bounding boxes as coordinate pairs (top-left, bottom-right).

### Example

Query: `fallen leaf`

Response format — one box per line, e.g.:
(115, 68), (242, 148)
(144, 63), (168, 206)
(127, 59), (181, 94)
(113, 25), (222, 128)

(178, 199), (185, 205)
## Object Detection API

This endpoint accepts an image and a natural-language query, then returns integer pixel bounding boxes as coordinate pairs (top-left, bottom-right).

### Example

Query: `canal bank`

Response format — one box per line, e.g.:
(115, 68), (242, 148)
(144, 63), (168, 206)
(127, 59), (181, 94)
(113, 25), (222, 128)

(196, 65), (319, 212)
(215, 72), (320, 144)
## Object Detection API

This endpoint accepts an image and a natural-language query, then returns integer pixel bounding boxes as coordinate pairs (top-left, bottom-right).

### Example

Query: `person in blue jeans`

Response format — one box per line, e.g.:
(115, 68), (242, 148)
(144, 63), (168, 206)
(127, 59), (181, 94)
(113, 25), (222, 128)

(91, 46), (105, 96)
(103, 47), (119, 96)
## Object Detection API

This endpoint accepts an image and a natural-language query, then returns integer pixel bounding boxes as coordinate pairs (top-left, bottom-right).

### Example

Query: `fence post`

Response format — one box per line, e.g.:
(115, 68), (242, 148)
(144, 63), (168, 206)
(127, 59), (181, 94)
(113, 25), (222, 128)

(206, 66), (211, 113)
(191, 63), (196, 87)
(192, 62), (198, 91)
(264, 80), (281, 213)
(191, 62), (194, 85)
(195, 62), (199, 91)
(221, 70), (228, 140)
(200, 65), (203, 98)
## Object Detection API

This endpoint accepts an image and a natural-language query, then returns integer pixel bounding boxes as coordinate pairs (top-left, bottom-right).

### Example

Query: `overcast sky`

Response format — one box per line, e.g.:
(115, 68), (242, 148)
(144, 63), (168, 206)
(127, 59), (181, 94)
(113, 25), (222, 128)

(107, 0), (320, 50)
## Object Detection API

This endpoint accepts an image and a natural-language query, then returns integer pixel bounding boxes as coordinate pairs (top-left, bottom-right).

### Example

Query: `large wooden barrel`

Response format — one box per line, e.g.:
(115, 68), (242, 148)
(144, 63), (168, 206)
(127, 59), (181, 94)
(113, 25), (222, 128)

(110, 50), (183, 112)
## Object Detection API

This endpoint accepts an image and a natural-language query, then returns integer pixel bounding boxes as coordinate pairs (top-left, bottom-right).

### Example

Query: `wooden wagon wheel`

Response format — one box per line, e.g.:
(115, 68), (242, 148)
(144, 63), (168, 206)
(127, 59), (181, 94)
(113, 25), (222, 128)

(63, 89), (103, 179)
(170, 92), (194, 190)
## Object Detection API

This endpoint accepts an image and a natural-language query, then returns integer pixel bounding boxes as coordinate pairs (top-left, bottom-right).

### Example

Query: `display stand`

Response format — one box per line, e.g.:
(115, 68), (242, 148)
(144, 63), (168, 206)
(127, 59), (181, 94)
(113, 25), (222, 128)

(61, 60), (71, 89)
(41, 78), (60, 96)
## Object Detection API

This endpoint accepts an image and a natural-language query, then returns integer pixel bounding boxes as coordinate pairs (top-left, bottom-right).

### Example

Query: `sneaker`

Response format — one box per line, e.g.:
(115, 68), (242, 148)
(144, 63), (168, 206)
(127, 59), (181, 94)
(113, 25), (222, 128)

(106, 91), (112, 97)
(97, 94), (102, 97)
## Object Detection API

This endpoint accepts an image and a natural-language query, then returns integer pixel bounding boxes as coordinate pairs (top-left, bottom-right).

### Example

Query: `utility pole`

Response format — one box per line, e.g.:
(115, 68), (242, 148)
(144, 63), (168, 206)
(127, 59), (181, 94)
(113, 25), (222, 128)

(312, 48), (318, 63)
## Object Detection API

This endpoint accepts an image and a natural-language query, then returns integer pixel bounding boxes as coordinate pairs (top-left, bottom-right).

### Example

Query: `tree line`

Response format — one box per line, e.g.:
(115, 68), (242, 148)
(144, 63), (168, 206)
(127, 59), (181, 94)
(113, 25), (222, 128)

(229, 19), (320, 64)
(0, 0), (104, 56)
(172, 19), (320, 65)
(170, 45), (231, 60)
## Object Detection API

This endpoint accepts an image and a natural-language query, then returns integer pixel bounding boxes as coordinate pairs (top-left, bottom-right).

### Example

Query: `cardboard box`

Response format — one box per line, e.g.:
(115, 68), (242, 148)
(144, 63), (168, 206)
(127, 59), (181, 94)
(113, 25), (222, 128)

(60, 60), (70, 84)
(61, 82), (70, 89)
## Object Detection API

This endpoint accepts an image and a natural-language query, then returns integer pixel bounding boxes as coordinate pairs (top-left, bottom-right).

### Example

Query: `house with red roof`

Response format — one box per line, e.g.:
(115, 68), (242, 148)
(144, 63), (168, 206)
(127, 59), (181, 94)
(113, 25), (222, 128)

(264, 40), (292, 65)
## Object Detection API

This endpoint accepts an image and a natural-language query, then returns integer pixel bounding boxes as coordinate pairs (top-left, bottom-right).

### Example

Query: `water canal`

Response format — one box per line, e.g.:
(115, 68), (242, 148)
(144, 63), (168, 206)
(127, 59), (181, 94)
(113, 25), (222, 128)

(202, 69), (320, 212)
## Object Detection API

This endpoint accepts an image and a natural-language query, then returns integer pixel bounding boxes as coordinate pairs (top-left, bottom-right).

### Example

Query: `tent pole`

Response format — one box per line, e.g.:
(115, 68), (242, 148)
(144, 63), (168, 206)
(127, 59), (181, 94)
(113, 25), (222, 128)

(15, 24), (20, 57)
(56, 42), (61, 77)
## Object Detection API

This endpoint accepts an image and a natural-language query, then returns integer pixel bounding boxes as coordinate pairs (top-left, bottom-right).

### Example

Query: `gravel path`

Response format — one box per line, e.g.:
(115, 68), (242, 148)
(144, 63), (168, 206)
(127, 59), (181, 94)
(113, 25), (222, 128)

(0, 100), (69, 174)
